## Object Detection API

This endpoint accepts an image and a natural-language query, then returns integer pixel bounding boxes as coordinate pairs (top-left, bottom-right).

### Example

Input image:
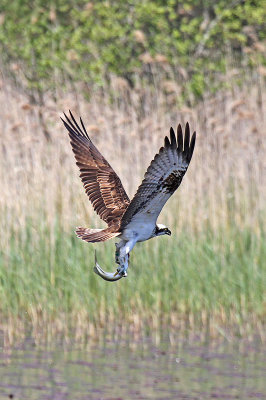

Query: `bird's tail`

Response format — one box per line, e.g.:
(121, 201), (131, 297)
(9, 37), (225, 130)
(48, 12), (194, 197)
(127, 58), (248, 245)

(75, 227), (120, 243)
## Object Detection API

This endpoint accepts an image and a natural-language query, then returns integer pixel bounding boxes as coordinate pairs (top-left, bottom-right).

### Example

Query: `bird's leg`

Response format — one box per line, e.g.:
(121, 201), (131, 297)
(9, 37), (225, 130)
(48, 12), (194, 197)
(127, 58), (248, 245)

(115, 253), (130, 277)
(115, 242), (122, 265)
(115, 240), (134, 276)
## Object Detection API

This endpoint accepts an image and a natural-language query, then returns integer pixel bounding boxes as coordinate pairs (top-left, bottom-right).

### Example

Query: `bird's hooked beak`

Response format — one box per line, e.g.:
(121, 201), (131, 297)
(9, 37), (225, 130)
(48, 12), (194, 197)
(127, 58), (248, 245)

(93, 251), (126, 282)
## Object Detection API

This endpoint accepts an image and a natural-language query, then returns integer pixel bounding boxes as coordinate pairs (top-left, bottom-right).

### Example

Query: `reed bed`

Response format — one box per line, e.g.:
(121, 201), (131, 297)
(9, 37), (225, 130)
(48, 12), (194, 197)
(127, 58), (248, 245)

(0, 73), (265, 345)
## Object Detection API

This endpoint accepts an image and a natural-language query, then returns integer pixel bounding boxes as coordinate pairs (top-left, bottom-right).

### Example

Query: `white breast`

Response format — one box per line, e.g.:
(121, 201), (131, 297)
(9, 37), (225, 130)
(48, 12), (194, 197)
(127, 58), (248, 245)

(122, 216), (155, 242)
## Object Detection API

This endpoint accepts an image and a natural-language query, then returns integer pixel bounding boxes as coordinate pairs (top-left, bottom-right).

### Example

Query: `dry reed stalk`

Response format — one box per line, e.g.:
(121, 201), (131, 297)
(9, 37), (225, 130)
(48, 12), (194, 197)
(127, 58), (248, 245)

(0, 77), (265, 246)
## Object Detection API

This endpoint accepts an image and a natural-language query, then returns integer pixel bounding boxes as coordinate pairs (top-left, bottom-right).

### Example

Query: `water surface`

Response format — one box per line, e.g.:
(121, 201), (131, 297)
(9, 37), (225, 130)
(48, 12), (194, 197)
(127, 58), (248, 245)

(0, 337), (265, 399)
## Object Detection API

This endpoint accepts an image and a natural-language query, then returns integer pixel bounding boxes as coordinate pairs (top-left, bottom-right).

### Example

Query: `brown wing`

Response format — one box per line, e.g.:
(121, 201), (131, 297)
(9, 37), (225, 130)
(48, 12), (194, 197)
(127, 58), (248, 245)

(120, 123), (196, 230)
(61, 111), (130, 226)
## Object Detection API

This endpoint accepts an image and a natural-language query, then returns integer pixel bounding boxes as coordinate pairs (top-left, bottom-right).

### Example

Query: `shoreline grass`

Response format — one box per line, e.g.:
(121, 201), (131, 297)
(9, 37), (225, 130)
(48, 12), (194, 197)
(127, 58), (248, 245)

(0, 213), (265, 345)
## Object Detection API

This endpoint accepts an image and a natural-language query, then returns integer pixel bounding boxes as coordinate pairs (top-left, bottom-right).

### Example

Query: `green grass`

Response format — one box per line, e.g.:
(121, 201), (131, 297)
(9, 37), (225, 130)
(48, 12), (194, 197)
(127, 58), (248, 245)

(0, 214), (265, 343)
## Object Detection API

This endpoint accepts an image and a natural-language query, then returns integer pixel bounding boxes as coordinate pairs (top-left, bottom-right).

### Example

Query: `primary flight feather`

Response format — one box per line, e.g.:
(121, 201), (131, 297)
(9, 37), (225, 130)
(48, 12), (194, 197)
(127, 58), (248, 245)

(61, 111), (196, 281)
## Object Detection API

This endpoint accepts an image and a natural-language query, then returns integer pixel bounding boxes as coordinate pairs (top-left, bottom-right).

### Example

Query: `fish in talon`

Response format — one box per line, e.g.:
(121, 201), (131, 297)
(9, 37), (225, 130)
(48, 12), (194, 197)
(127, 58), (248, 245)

(94, 251), (125, 282)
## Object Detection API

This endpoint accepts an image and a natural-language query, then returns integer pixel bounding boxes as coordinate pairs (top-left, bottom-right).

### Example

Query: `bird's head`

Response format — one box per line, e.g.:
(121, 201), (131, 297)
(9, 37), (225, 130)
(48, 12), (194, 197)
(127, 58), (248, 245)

(155, 223), (171, 237)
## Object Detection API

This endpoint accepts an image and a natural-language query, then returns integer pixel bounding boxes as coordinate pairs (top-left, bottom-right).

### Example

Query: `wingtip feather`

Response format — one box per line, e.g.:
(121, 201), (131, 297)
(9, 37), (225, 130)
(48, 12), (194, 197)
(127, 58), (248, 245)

(61, 110), (91, 142)
(188, 131), (196, 161)
(164, 136), (171, 148)
(170, 127), (177, 148)
(184, 122), (190, 154)
(177, 124), (183, 150)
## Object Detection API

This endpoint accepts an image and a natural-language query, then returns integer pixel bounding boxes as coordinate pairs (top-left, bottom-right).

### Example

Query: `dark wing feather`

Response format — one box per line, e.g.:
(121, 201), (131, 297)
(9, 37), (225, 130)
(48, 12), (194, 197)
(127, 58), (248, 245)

(120, 123), (196, 230)
(61, 111), (130, 226)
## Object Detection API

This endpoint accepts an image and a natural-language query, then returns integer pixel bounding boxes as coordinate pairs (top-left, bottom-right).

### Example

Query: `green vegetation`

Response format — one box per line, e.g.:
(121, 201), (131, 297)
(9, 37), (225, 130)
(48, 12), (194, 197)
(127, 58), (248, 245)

(0, 213), (265, 343)
(0, 0), (265, 102)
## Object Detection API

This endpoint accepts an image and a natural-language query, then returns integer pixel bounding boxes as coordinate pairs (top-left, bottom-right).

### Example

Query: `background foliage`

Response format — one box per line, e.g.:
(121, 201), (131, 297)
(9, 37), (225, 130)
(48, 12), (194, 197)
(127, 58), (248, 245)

(0, 0), (265, 102)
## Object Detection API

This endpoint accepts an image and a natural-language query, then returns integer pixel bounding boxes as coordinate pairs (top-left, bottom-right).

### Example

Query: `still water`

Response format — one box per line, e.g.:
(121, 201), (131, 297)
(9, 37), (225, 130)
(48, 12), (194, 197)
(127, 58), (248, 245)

(0, 337), (265, 400)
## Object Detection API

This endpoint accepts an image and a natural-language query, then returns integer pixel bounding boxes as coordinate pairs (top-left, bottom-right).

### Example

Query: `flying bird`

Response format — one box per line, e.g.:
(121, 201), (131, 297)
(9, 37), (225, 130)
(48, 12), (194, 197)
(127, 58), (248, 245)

(61, 111), (196, 281)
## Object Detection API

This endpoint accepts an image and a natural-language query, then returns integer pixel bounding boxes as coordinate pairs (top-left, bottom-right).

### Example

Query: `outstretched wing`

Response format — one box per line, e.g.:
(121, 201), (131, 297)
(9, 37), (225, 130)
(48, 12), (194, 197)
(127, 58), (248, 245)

(120, 123), (196, 230)
(61, 111), (130, 226)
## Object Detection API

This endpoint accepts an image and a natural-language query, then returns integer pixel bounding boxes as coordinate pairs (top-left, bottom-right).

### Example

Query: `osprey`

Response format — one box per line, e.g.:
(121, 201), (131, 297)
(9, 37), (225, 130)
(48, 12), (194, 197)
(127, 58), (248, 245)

(62, 111), (196, 281)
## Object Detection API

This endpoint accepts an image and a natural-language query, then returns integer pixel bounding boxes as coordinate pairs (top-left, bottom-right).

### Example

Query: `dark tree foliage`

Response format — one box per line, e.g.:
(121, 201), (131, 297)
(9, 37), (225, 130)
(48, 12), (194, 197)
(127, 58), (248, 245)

(0, 0), (265, 102)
